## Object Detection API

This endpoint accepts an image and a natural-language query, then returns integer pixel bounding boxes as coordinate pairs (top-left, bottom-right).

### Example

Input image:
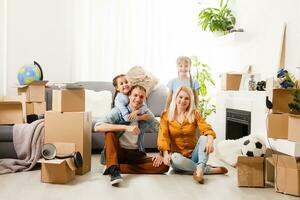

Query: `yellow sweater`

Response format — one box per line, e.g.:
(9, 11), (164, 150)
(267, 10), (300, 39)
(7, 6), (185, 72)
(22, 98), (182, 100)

(157, 111), (216, 157)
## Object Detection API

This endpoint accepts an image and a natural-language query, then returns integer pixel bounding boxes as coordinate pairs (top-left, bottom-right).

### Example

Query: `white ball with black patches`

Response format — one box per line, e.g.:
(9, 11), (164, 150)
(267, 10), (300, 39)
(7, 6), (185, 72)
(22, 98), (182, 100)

(241, 137), (266, 157)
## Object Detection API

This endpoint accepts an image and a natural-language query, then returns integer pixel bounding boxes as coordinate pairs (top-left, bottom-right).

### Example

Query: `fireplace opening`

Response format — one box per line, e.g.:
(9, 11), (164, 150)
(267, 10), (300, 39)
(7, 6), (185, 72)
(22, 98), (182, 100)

(226, 108), (251, 140)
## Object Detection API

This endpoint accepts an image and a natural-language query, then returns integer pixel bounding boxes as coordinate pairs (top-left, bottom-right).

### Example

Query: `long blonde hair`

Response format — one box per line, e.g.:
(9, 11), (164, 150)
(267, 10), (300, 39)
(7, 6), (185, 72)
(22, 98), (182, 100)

(168, 86), (195, 123)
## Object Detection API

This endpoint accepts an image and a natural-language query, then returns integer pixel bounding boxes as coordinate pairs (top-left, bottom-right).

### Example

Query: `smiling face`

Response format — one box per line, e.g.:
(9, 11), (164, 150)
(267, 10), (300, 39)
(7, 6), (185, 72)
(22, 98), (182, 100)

(128, 87), (146, 111)
(115, 76), (131, 95)
(175, 90), (190, 112)
(177, 60), (191, 78)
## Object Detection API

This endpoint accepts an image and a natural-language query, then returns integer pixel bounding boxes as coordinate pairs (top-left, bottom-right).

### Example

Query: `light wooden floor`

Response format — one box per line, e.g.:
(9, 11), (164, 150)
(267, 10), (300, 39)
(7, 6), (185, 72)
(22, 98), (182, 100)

(0, 153), (298, 200)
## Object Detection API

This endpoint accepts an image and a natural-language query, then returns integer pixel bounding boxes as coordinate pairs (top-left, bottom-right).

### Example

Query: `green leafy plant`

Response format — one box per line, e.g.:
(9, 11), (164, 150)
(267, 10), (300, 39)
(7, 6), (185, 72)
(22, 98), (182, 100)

(288, 90), (300, 114)
(191, 56), (216, 119)
(198, 0), (236, 34)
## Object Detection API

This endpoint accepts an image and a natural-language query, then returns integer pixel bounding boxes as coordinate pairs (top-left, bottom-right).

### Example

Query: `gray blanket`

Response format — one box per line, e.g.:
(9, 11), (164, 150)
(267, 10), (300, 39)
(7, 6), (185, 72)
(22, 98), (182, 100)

(0, 119), (44, 175)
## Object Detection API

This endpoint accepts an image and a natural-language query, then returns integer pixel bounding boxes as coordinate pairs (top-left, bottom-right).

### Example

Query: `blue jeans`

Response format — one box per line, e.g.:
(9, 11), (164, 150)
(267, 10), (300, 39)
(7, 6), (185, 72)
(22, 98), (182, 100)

(170, 136), (212, 174)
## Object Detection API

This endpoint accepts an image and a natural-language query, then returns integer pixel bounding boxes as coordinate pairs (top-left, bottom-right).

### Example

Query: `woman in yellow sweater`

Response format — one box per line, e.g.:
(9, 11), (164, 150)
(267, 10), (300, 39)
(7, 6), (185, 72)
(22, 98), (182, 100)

(158, 86), (227, 184)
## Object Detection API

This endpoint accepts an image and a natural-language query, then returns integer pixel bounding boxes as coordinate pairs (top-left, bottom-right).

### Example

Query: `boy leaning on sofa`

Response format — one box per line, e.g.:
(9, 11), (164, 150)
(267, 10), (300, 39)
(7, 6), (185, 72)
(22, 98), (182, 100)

(94, 70), (227, 186)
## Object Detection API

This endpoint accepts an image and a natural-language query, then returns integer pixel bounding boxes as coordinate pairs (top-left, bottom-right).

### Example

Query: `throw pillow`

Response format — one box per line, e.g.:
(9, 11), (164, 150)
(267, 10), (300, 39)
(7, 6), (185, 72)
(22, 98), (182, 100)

(85, 90), (112, 119)
(126, 66), (159, 97)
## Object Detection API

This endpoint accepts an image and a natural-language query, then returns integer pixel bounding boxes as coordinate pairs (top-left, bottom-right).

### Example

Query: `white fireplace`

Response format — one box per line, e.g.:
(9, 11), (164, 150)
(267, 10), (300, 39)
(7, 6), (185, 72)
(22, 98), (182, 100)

(213, 90), (267, 142)
(213, 90), (300, 157)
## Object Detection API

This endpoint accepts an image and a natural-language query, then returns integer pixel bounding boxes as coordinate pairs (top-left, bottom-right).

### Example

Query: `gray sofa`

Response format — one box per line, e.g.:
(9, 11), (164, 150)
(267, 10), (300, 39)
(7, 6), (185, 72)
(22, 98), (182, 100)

(0, 81), (167, 158)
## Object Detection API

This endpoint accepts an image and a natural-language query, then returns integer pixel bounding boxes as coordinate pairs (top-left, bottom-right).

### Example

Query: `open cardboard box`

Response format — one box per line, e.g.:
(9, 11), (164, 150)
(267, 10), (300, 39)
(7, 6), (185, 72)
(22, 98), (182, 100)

(39, 142), (76, 184)
(268, 89), (300, 113)
(0, 96), (25, 124)
(17, 80), (48, 102)
(220, 73), (242, 91)
(45, 111), (91, 175)
(52, 89), (85, 112)
(237, 156), (265, 187)
(273, 154), (300, 196)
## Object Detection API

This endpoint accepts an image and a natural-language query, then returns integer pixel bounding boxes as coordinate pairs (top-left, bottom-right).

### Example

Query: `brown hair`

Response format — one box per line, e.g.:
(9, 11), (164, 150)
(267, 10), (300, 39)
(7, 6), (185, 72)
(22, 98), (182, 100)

(128, 85), (147, 95)
(112, 74), (126, 107)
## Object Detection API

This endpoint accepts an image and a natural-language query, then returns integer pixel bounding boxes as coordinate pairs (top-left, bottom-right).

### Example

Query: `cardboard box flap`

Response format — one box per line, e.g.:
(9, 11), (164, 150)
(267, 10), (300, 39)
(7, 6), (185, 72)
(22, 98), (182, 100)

(265, 157), (274, 166)
(238, 156), (264, 163)
(0, 101), (22, 105)
(65, 158), (76, 171)
(39, 158), (67, 164)
(18, 80), (48, 88)
(273, 154), (300, 169)
(54, 142), (75, 155)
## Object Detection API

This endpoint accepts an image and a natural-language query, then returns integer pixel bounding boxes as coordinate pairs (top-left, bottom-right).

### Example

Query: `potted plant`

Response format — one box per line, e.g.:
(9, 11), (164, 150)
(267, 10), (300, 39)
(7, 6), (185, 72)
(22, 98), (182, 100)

(198, 0), (236, 35)
(288, 90), (300, 115)
(191, 56), (216, 119)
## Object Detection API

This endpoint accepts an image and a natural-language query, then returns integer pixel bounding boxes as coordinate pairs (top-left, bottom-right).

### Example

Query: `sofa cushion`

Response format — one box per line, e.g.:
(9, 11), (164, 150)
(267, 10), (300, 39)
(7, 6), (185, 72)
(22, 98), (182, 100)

(146, 83), (168, 116)
(85, 90), (112, 119)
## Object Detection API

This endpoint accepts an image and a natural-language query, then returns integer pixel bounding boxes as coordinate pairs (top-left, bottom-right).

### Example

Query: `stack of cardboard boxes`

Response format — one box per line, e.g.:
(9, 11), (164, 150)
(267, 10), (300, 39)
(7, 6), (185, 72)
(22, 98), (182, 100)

(266, 88), (300, 196)
(41, 88), (92, 184)
(17, 81), (47, 117)
(237, 87), (300, 196)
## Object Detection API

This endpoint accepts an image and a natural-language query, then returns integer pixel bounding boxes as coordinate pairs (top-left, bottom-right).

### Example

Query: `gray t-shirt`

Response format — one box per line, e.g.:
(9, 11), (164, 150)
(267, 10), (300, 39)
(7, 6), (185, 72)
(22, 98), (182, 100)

(119, 120), (139, 149)
(167, 77), (200, 93)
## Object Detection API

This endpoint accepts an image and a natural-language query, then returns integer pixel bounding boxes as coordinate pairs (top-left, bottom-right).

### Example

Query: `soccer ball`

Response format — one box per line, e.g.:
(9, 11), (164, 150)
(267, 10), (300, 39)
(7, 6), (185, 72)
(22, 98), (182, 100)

(241, 137), (266, 157)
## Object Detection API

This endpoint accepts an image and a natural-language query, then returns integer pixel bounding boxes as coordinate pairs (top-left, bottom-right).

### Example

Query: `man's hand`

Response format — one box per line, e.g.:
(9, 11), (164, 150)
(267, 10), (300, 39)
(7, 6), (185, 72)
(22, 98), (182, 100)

(128, 110), (140, 120)
(152, 154), (164, 168)
(125, 125), (140, 135)
(138, 114), (151, 121)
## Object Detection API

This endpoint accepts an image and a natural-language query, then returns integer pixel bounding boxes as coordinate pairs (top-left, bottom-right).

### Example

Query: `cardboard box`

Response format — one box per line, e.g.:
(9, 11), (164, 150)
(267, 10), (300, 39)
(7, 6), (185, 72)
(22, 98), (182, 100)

(265, 157), (275, 187)
(267, 113), (289, 139)
(220, 73), (242, 91)
(273, 154), (300, 196)
(0, 96), (25, 124)
(268, 89), (300, 113)
(17, 80), (48, 102)
(288, 115), (300, 142)
(237, 156), (265, 187)
(52, 89), (85, 112)
(39, 143), (76, 184)
(26, 102), (46, 115)
(45, 111), (91, 175)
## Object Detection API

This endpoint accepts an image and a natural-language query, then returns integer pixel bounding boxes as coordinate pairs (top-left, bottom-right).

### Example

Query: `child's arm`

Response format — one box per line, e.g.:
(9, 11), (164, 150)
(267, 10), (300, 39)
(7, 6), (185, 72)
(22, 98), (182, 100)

(164, 90), (173, 111)
(139, 102), (148, 114)
(114, 94), (131, 122)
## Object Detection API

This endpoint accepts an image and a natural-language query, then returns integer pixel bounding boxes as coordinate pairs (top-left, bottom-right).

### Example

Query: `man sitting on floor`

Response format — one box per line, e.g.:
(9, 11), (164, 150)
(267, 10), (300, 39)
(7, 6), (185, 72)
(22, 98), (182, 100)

(94, 85), (169, 185)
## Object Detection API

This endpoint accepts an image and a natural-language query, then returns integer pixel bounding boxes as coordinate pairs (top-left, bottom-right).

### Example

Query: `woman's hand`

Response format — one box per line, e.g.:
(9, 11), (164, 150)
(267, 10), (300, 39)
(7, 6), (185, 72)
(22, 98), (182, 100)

(194, 110), (202, 120)
(204, 135), (214, 155)
(152, 154), (164, 168)
(128, 110), (140, 120)
(163, 151), (171, 166)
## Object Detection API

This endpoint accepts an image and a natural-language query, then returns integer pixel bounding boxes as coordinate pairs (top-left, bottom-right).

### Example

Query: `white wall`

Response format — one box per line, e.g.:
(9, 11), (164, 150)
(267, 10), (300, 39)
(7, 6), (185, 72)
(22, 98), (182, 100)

(5, 0), (72, 96)
(0, 0), (7, 96)
(2, 0), (300, 96)
(224, 0), (300, 78)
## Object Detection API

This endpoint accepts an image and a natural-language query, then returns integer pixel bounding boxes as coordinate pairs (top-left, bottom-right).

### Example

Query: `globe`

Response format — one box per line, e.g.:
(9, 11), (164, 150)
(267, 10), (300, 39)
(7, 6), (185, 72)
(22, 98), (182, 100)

(17, 61), (43, 85)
